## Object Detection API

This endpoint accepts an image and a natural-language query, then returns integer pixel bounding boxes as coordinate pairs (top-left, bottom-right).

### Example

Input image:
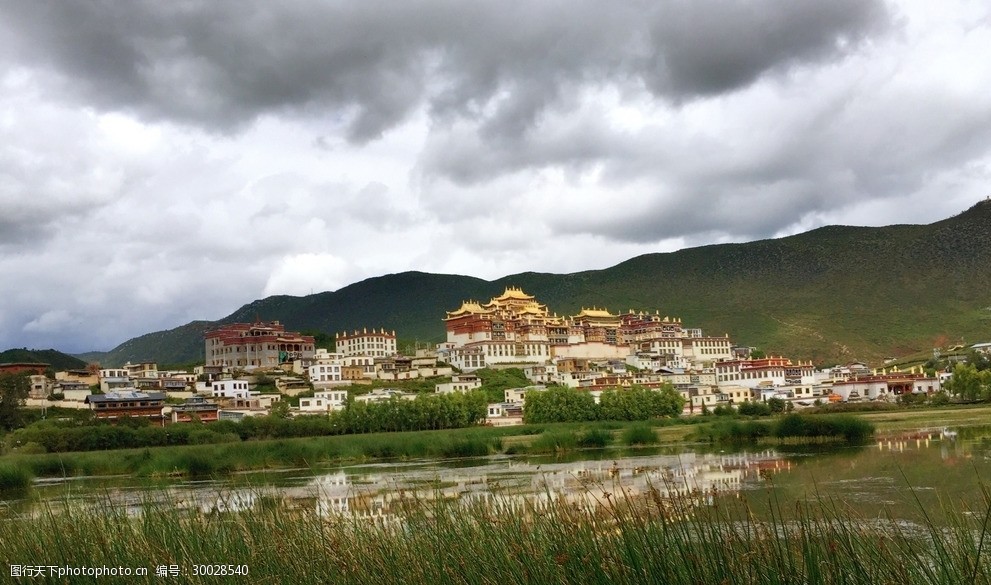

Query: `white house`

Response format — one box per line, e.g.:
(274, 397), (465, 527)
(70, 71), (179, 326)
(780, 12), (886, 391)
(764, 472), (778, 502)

(299, 390), (348, 413)
(308, 349), (346, 386)
(211, 379), (253, 399)
(435, 374), (482, 394)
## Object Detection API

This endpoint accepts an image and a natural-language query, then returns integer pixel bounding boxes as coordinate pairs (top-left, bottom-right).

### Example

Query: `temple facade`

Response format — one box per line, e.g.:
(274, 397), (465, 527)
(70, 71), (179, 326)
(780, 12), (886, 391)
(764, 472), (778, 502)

(442, 287), (734, 372)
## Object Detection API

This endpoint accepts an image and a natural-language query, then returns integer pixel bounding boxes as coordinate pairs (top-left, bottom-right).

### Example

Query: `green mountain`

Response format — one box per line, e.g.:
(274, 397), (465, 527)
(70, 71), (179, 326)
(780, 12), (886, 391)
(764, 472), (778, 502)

(81, 200), (991, 367)
(0, 348), (88, 371)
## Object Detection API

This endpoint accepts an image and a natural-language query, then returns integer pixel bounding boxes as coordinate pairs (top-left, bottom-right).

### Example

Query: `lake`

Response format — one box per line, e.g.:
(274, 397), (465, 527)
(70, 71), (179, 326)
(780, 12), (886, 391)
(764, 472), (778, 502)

(4, 427), (987, 523)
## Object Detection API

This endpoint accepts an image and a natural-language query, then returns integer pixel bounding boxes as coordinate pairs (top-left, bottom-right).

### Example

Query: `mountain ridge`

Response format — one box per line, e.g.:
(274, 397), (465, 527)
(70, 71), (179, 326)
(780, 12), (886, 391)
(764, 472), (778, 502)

(73, 200), (991, 367)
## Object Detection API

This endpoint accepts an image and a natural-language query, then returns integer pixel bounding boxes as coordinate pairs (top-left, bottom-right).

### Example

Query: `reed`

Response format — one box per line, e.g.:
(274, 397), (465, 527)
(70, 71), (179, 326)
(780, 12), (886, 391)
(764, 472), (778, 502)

(696, 414), (874, 444)
(0, 462), (33, 493)
(2, 483), (990, 584)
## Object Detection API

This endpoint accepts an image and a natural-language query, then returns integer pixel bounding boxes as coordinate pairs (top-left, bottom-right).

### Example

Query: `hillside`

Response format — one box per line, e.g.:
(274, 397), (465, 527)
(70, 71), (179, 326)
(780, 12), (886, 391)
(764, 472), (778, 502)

(0, 348), (87, 371)
(82, 200), (991, 366)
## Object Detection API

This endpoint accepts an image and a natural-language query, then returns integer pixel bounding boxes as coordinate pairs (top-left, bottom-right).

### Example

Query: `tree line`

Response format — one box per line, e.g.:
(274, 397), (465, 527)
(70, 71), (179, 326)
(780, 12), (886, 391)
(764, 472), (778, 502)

(523, 384), (684, 424)
(5, 391), (488, 454)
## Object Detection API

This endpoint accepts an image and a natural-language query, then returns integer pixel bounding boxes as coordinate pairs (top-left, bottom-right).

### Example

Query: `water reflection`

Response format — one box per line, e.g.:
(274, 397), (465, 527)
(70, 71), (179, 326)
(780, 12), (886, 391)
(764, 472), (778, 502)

(270, 450), (792, 522)
(3, 450), (793, 521)
(9, 429), (989, 524)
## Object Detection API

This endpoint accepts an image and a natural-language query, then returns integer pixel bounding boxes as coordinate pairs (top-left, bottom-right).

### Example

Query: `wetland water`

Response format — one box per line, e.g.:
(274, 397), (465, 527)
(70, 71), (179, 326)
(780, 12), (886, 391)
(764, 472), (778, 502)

(5, 428), (990, 521)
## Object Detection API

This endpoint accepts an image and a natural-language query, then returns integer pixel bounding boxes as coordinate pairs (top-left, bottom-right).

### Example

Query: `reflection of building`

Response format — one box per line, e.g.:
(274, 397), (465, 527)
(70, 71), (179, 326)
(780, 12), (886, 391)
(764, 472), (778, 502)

(204, 321), (315, 368)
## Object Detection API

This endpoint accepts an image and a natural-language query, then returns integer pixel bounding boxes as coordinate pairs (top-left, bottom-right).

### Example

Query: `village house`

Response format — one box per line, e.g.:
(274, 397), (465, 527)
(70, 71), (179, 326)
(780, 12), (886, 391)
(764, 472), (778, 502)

(308, 349), (345, 386)
(99, 368), (134, 393)
(486, 402), (523, 426)
(84, 390), (166, 424)
(168, 396), (220, 423)
(28, 374), (54, 399)
(210, 379), (252, 399)
(299, 389), (349, 413)
(353, 388), (416, 403)
(435, 374), (482, 394)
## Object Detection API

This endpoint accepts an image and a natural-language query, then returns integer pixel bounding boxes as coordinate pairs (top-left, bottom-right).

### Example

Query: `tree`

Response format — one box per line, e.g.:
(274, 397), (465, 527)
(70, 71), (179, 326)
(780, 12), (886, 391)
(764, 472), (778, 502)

(0, 372), (31, 431)
(945, 363), (984, 401)
(766, 397), (786, 414)
(523, 387), (598, 424)
(269, 401), (291, 419)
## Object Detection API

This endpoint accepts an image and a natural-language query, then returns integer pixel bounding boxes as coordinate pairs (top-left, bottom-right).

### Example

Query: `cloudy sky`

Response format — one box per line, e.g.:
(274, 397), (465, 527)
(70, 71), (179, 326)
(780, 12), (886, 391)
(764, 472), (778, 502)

(1, 0), (990, 353)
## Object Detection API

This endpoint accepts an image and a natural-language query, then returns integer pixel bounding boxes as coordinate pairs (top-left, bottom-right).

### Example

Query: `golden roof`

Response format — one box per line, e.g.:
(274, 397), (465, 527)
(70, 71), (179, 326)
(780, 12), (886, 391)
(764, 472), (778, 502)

(491, 286), (534, 302)
(574, 307), (618, 319)
(444, 301), (492, 319)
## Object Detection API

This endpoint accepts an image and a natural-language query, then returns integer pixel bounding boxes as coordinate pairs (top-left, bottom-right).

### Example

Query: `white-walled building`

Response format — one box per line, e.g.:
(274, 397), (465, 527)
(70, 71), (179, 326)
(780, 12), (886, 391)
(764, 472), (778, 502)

(353, 388), (416, 403)
(504, 385), (546, 404)
(299, 390), (348, 413)
(435, 374), (482, 394)
(308, 349), (346, 386)
(98, 368), (132, 393)
(336, 328), (397, 358)
(715, 357), (816, 389)
(211, 379), (253, 399)
(523, 364), (558, 384)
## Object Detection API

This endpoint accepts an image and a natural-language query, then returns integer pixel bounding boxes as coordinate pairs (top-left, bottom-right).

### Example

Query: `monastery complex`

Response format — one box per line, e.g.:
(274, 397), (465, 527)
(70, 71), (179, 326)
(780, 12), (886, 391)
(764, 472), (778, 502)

(438, 287), (735, 371)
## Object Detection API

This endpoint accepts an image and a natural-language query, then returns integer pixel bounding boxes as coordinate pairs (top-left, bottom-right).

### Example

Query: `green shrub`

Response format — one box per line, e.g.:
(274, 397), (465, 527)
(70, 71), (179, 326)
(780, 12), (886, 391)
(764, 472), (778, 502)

(621, 425), (658, 446)
(0, 463), (34, 493)
(738, 401), (772, 416)
(530, 431), (578, 453)
(577, 428), (612, 449)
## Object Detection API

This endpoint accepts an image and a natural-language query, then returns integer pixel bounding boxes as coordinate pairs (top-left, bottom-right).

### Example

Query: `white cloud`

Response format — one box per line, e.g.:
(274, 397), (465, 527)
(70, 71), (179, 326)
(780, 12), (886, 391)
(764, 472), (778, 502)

(0, 0), (988, 352)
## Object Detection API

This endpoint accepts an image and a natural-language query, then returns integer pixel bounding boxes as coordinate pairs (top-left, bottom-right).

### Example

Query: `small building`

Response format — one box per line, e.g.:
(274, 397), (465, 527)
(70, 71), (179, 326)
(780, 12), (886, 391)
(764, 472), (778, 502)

(169, 396), (220, 423)
(308, 349), (346, 385)
(486, 402), (523, 426)
(211, 379), (253, 399)
(435, 374), (482, 394)
(28, 374), (54, 399)
(84, 390), (166, 424)
(504, 385), (546, 404)
(299, 390), (349, 413)
(99, 368), (132, 393)
(353, 388), (416, 403)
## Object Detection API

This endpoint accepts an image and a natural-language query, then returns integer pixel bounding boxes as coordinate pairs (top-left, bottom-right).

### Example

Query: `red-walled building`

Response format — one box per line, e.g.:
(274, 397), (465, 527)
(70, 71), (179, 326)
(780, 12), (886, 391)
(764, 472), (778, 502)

(0, 362), (49, 376)
(204, 321), (315, 368)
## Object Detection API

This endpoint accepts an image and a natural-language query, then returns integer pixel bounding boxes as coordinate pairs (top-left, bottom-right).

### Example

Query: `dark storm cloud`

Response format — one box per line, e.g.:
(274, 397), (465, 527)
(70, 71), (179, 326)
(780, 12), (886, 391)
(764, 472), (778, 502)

(642, 1), (891, 99)
(0, 0), (890, 145)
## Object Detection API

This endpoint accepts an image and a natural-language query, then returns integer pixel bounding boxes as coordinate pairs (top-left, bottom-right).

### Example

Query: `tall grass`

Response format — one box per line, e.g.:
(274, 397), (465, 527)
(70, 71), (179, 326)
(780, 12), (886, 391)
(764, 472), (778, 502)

(0, 462), (33, 493)
(3, 484), (991, 584)
(620, 424), (659, 446)
(0, 429), (506, 480)
(696, 414), (875, 444)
